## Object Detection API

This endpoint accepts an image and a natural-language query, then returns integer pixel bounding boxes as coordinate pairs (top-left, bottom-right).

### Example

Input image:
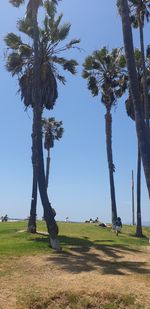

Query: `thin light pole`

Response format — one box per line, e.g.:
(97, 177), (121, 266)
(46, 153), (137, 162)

(132, 170), (135, 225)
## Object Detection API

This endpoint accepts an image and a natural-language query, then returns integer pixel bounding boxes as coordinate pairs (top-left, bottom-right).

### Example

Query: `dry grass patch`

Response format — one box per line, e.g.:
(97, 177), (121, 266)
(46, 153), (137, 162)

(16, 290), (141, 309)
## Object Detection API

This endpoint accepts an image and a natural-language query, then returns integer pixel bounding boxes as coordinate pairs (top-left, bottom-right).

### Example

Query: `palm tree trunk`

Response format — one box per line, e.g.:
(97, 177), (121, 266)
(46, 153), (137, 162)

(27, 164), (37, 233)
(120, 0), (150, 198)
(27, 121), (38, 233)
(136, 145), (143, 237)
(46, 149), (50, 189)
(105, 109), (117, 225)
(31, 1), (60, 249)
(139, 21), (149, 127)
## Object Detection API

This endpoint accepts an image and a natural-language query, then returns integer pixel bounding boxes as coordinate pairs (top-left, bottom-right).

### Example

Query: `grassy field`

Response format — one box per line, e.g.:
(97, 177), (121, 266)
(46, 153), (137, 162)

(0, 220), (150, 257)
(0, 221), (150, 309)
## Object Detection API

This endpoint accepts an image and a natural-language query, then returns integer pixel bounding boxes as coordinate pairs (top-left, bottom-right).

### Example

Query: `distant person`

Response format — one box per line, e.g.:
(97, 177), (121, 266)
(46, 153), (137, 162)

(2, 214), (8, 222)
(115, 217), (122, 236)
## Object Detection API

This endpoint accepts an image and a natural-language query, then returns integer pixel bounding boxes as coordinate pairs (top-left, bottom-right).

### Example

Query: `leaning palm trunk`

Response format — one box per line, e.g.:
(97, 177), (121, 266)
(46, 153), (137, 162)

(46, 149), (50, 189)
(31, 1), (60, 249)
(136, 145), (143, 237)
(120, 0), (150, 198)
(105, 109), (117, 225)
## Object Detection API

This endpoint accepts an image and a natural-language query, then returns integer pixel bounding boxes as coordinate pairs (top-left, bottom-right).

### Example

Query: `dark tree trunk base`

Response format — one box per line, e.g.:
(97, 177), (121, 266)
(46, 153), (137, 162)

(27, 225), (36, 233)
(49, 237), (61, 252)
(45, 220), (61, 251)
(27, 217), (36, 233)
(135, 231), (143, 238)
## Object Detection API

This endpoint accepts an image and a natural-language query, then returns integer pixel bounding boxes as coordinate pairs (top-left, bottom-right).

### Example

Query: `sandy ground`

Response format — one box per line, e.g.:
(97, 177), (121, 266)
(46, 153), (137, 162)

(0, 245), (150, 308)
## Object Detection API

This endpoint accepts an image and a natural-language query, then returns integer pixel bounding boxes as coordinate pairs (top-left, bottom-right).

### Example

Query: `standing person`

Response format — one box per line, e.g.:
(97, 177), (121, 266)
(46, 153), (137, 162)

(115, 217), (122, 236)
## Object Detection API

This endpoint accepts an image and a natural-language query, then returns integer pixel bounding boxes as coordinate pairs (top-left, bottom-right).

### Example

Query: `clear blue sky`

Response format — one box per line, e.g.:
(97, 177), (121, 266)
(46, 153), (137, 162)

(0, 0), (149, 224)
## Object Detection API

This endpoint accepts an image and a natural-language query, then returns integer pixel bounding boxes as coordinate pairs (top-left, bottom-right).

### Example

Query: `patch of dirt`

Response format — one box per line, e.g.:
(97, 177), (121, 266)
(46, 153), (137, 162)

(0, 246), (150, 308)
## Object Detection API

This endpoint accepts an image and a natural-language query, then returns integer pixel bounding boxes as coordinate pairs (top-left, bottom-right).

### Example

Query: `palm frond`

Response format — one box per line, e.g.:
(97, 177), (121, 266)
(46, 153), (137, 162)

(118, 54), (126, 68)
(19, 71), (33, 107)
(50, 22), (71, 43)
(4, 33), (22, 50)
(63, 59), (78, 74)
(66, 39), (81, 49)
(44, 0), (57, 18)
(82, 70), (91, 79)
(88, 76), (99, 96)
(56, 23), (71, 41)
(17, 18), (34, 38)
(53, 13), (63, 28)
(56, 74), (66, 84)
(9, 0), (24, 7)
(83, 56), (94, 70)
(6, 53), (23, 75)
(93, 47), (108, 62)
(40, 63), (58, 109)
(51, 56), (67, 65)
(19, 44), (32, 58)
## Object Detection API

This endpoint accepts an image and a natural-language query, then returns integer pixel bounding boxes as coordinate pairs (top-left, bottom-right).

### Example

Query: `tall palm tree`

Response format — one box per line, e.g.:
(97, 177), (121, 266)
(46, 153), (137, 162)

(126, 48), (150, 236)
(7, 0), (79, 246)
(82, 47), (127, 225)
(42, 118), (64, 189)
(118, 0), (150, 199)
(126, 49), (143, 237)
(128, 0), (150, 127)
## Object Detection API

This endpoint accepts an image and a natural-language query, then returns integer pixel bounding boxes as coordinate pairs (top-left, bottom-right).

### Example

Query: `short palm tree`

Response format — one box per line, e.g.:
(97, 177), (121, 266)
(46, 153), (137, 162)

(7, 0), (79, 246)
(42, 117), (64, 188)
(118, 0), (150, 200)
(82, 47), (127, 225)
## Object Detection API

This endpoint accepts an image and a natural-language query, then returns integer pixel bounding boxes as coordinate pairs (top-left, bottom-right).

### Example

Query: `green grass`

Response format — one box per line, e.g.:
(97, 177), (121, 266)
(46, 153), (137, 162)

(0, 220), (150, 257)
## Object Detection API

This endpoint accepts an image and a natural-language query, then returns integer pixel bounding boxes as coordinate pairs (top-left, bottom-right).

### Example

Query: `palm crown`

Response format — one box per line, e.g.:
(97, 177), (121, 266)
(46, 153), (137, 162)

(128, 0), (150, 27)
(126, 48), (150, 119)
(42, 117), (64, 150)
(5, 0), (80, 110)
(82, 47), (127, 110)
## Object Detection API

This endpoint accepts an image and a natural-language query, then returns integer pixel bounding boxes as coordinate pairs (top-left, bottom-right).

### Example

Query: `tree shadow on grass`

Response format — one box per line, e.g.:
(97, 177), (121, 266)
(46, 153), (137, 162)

(31, 234), (150, 276)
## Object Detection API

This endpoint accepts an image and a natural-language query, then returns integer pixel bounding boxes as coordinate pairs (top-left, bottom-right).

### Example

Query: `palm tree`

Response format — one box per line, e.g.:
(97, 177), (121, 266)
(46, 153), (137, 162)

(118, 0), (150, 199)
(27, 117), (63, 232)
(128, 0), (150, 127)
(128, 3), (150, 232)
(7, 0), (79, 247)
(126, 48), (150, 237)
(126, 49), (143, 237)
(82, 47), (127, 225)
(42, 118), (64, 189)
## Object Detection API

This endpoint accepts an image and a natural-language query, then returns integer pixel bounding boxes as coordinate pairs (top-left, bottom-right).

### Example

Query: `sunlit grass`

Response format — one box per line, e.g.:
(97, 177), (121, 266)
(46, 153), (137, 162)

(0, 220), (149, 257)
